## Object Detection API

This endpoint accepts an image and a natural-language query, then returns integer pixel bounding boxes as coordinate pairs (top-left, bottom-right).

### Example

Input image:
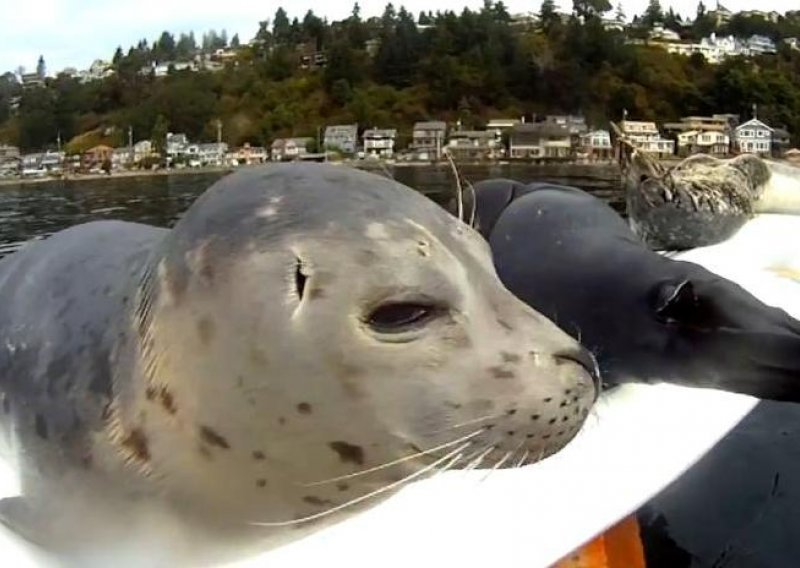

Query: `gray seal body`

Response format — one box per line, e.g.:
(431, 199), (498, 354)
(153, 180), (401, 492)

(0, 164), (598, 565)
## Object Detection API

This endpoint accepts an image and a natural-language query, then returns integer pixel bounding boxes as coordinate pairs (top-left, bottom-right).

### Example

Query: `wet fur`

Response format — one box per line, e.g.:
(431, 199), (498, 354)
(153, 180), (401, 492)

(0, 164), (597, 565)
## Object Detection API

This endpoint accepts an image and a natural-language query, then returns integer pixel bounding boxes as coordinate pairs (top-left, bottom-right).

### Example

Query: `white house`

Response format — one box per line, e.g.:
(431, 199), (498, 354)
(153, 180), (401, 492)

(270, 138), (312, 161)
(579, 129), (612, 159)
(197, 142), (228, 166)
(362, 128), (397, 158)
(509, 123), (572, 159)
(676, 130), (730, 157)
(619, 120), (674, 157)
(734, 118), (773, 156)
(166, 133), (189, 159)
(133, 140), (154, 163)
(446, 130), (503, 160)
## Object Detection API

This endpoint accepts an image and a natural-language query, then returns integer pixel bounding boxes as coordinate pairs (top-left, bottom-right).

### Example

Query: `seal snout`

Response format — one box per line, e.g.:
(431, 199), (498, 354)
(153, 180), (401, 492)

(553, 347), (602, 398)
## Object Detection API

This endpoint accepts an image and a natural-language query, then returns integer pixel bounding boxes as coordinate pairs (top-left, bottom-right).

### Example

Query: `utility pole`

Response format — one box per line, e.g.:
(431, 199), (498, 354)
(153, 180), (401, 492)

(128, 126), (134, 165)
(56, 131), (61, 152)
(217, 119), (222, 144)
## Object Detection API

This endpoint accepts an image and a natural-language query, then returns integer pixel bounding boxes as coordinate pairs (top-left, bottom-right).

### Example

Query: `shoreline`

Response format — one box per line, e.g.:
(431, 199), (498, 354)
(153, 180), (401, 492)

(0, 160), (624, 188)
(0, 166), (234, 188)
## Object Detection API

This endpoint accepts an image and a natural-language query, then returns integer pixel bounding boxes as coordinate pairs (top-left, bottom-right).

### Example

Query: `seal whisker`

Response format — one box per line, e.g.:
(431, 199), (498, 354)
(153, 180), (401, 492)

(464, 444), (495, 471)
(431, 445), (472, 479)
(515, 449), (531, 468)
(250, 442), (472, 527)
(444, 149), (465, 223)
(301, 428), (485, 486)
(427, 412), (502, 434)
(478, 450), (514, 483)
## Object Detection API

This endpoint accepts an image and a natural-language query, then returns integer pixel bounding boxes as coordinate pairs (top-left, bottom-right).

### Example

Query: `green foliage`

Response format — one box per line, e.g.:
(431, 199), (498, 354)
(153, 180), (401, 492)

(151, 115), (169, 156)
(3, 3), (800, 152)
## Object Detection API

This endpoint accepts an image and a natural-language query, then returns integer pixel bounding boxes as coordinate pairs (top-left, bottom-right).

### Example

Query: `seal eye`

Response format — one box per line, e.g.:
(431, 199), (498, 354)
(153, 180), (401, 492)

(367, 302), (438, 333)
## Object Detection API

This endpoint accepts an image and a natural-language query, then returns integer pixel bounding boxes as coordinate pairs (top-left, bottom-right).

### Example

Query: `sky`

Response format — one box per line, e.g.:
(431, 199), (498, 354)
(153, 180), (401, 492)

(1, 0), (796, 75)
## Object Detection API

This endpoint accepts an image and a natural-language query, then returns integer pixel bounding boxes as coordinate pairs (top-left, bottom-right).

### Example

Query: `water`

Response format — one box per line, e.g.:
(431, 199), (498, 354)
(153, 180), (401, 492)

(0, 164), (622, 258)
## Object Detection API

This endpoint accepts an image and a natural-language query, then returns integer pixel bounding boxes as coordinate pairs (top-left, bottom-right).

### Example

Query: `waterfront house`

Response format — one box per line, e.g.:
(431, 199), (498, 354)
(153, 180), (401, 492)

(508, 123), (572, 159)
(486, 118), (521, 135)
(196, 143), (228, 167)
(40, 152), (65, 172)
(166, 133), (189, 160)
(676, 131), (730, 157)
(734, 118), (772, 156)
(362, 128), (397, 158)
(20, 153), (46, 177)
(82, 145), (114, 171)
(324, 124), (358, 155)
(271, 138), (312, 161)
(410, 121), (447, 160)
(232, 143), (268, 165)
(579, 129), (613, 160)
(112, 147), (134, 169)
(446, 130), (503, 161)
(133, 140), (155, 164)
(0, 145), (20, 175)
(544, 115), (588, 135)
(619, 120), (674, 157)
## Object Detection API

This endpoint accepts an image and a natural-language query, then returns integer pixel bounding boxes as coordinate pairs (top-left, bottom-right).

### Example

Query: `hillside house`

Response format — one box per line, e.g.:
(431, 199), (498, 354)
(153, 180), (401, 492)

(509, 123), (571, 159)
(362, 129), (397, 158)
(734, 118), (773, 156)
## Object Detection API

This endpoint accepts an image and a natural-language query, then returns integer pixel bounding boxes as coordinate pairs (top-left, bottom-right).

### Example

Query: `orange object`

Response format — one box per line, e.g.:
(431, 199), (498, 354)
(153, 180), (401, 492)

(553, 515), (646, 568)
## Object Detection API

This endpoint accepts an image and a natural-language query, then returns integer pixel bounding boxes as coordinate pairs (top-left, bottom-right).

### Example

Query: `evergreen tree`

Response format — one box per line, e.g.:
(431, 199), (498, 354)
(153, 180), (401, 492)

(36, 55), (46, 79)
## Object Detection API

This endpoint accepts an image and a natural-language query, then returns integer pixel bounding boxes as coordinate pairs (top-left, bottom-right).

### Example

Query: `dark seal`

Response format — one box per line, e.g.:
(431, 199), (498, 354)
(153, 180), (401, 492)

(469, 178), (800, 402)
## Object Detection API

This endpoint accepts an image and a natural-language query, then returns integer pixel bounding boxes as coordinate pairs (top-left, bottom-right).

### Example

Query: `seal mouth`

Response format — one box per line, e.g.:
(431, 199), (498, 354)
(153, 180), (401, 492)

(554, 347), (602, 400)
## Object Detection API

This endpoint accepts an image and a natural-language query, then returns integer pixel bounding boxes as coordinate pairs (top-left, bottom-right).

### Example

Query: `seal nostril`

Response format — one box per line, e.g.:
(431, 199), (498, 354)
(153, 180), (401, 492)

(553, 347), (602, 397)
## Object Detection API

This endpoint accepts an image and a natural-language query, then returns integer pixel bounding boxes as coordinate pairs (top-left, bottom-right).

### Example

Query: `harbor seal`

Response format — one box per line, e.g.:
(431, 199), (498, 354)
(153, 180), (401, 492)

(615, 126), (800, 250)
(468, 178), (800, 401)
(0, 164), (598, 565)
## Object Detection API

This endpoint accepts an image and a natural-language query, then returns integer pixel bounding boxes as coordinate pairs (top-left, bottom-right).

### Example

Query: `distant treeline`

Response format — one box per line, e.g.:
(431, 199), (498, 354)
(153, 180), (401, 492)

(1, 1), (800, 152)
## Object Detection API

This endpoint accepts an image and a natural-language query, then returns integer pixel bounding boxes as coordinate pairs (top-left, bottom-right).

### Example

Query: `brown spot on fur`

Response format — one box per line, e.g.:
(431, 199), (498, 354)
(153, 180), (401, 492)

(256, 479), (267, 488)
(297, 402), (312, 414)
(335, 362), (366, 398)
(278, 416), (286, 426)
(81, 454), (92, 469)
(445, 401), (462, 410)
(489, 366), (515, 379)
(497, 319), (514, 332)
(197, 318), (216, 346)
(308, 287), (325, 300)
(122, 428), (150, 462)
(304, 496), (333, 507)
(159, 388), (177, 415)
(337, 482), (350, 492)
(501, 352), (521, 364)
(329, 441), (365, 466)
(252, 450), (266, 460)
(198, 445), (212, 460)
(145, 387), (156, 401)
(199, 425), (230, 449)
(357, 249), (379, 267)
(249, 347), (268, 368)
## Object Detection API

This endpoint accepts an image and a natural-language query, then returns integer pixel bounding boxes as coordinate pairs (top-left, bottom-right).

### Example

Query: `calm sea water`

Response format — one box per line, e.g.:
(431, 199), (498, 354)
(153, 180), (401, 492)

(0, 164), (621, 258)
